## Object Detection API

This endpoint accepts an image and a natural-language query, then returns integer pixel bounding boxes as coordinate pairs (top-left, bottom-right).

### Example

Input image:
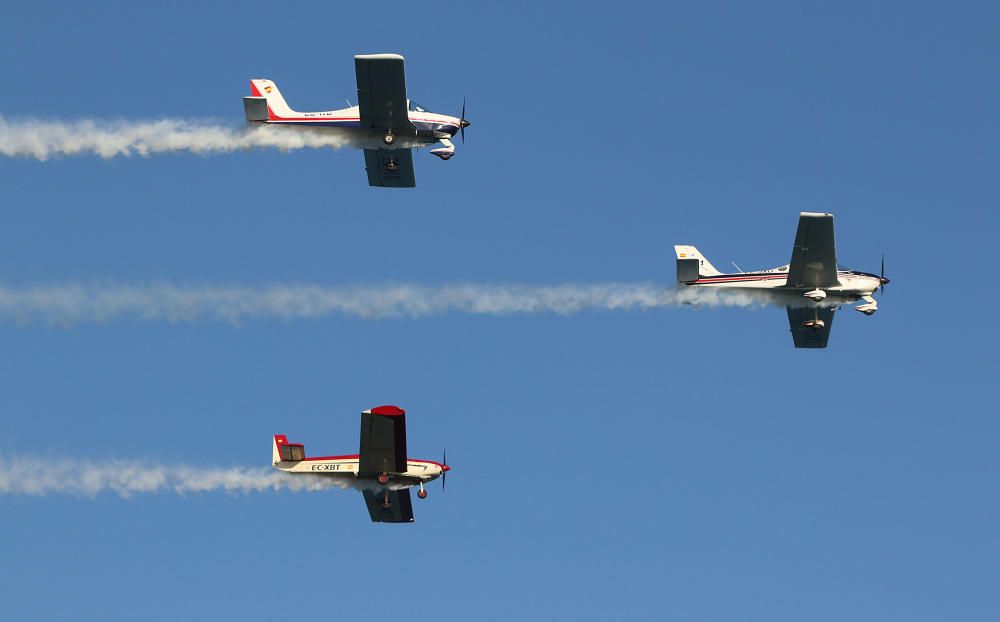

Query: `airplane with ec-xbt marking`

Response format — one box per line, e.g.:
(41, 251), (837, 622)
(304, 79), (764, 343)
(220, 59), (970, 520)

(273, 405), (449, 523)
(675, 212), (889, 348)
(243, 53), (470, 188)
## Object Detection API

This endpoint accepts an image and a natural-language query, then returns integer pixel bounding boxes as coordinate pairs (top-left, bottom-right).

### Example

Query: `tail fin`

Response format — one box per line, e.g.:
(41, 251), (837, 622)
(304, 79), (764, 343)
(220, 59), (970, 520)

(247, 79), (297, 120)
(674, 245), (722, 283)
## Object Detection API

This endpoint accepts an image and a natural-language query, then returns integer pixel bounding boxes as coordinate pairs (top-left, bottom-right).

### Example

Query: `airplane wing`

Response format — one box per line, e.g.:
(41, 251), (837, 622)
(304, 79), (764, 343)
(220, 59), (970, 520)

(363, 148), (416, 188)
(358, 405), (408, 475)
(786, 306), (836, 348)
(355, 54), (414, 134)
(786, 212), (839, 289)
(362, 489), (415, 523)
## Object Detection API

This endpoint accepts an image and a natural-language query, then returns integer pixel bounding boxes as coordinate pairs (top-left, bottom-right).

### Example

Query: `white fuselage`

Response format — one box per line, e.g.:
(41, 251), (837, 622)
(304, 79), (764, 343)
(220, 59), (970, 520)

(686, 266), (882, 303)
(273, 455), (448, 491)
(258, 105), (464, 150)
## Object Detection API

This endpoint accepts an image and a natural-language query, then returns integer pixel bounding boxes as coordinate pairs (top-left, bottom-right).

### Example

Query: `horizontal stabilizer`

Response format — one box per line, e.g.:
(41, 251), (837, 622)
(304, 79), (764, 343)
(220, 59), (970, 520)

(243, 97), (269, 123)
(674, 244), (721, 281)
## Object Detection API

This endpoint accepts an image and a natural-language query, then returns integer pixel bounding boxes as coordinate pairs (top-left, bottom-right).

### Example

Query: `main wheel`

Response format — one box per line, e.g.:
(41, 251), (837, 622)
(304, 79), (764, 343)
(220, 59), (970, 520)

(417, 489), (428, 499)
(377, 473), (389, 484)
(383, 132), (395, 145)
(386, 160), (399, 171)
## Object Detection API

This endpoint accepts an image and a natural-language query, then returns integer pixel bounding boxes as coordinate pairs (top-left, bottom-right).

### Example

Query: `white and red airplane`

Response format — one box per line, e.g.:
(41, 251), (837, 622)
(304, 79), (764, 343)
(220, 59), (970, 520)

(243, 53), (469, 188)
(272, 405), (449, 523)
(675, 212), (889, 348)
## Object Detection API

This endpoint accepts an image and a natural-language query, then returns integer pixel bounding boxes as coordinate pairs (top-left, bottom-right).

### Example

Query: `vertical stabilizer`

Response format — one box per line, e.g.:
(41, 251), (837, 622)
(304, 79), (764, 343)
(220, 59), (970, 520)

(249, 79), (298, 119)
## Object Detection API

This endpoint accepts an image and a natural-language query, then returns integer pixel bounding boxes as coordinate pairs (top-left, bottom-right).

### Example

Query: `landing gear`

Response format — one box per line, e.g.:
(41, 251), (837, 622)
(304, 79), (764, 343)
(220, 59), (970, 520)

(417, 483), (427, 499)
(377, 473), (389, 485)
(801, 307), (825, 330)
(855, 294), (878, 316)
(383, 132), (395, 145)
(430, 137), (455, 161)
(385, 159), (399, 171)
(381, 490), (391, 509)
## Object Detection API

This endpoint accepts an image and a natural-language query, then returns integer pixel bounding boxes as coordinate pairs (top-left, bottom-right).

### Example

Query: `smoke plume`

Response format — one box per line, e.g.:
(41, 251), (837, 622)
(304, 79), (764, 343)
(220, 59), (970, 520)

(0, 455), (345, 497)
(0, 281), (784, 325)
(0, 115), (349, 160)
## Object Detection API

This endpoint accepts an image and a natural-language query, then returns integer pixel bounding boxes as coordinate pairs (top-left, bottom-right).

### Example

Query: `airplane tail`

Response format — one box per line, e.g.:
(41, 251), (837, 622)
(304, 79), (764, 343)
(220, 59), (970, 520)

(674, 245), (722, 283)
(244, 79), (297, 122)
(272, 434), (305, 465)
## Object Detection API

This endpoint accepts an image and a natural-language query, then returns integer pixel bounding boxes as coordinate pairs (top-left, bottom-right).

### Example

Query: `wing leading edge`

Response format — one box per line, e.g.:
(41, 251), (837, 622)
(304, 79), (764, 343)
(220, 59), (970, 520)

(786, 212), (839, 289)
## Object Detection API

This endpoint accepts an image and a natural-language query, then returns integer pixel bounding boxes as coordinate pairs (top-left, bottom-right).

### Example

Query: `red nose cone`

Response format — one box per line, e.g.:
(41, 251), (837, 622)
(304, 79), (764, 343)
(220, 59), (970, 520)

(443, 465), (451, 472)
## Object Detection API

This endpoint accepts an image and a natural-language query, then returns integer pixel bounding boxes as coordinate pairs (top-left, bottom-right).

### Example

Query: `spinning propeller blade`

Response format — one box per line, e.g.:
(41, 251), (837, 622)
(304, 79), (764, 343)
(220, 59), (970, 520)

(879, 253), (889, 295)
(442, 449), (448, 491)
(459, 98), (469, 143)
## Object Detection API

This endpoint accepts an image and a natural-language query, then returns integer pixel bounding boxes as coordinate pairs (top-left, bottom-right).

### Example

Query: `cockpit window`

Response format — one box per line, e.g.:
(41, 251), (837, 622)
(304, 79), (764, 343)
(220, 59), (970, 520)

(837, 263), (851, 271)
(408, 100), (427, 113)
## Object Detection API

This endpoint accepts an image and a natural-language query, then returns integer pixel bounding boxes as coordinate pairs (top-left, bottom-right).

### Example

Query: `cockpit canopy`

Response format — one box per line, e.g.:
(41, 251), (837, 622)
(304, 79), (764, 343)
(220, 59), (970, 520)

(407, 100), (428, 113)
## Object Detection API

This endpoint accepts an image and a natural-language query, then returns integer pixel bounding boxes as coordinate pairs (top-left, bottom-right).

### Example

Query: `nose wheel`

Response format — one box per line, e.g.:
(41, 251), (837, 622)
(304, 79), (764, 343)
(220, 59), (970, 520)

(417, 483), (428, 499)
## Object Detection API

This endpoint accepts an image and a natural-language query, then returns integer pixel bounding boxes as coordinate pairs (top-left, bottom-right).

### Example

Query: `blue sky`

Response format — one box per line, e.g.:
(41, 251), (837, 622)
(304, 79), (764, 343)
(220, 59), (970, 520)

(1, 1), (998, 620)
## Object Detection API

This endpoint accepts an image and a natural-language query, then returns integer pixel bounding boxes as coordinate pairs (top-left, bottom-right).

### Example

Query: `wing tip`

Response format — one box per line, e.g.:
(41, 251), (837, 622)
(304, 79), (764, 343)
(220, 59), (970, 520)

(355, 53), (405, 61)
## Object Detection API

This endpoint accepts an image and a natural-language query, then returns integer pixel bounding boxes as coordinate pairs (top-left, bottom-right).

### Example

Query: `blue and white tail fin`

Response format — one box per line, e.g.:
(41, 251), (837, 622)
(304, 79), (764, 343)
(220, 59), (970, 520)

(245, 79), (298, 122)
(674, 245), (722, 283)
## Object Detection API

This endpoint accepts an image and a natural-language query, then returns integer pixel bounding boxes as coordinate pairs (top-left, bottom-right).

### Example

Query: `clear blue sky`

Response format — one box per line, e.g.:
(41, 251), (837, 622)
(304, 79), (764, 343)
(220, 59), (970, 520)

(1, 1), (998, 620)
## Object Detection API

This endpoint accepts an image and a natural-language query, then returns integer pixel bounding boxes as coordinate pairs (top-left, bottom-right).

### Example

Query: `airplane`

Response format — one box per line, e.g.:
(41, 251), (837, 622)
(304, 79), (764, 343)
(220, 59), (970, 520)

(243, 53), (470, 188)
(272, 405), (449, 523)
(675, 212), (889, 348)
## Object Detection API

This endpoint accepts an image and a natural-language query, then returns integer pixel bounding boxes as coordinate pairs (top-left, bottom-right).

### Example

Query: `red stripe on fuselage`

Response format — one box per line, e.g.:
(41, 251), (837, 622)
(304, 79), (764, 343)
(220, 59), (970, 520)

(693, 274), (787, 284)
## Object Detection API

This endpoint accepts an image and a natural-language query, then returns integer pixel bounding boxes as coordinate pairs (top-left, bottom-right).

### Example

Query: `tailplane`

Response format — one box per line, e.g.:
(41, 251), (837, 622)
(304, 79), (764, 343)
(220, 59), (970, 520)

(272, 434), (305, 466)
(245, 79), (298, 122)
(674, 245), (722, 283)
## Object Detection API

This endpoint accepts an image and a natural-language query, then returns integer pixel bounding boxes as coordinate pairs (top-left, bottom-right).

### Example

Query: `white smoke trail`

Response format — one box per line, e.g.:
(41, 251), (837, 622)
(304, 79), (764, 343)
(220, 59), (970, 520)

(0, 455), (347, 497)
(0, 281), (783, 325)
(0, 115), (350, 160)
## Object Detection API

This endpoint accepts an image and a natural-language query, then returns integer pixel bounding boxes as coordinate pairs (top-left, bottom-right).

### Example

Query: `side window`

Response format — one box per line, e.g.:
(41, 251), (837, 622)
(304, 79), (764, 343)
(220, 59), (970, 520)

(280, 444), (305, 461)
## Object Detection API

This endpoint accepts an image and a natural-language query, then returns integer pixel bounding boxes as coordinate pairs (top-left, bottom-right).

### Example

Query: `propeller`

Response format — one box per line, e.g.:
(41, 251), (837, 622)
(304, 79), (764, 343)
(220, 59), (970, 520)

(458, 98), (470, 143)
(441, 449), (449, 491)
(878, 253), (889, 295)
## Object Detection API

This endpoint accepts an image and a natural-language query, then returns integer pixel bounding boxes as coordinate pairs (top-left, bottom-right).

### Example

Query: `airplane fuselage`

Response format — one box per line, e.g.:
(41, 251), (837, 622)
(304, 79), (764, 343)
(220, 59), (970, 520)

(685, 268), (883, 303)
(273, 454), (448, 491)
(253, 105), (464, 150)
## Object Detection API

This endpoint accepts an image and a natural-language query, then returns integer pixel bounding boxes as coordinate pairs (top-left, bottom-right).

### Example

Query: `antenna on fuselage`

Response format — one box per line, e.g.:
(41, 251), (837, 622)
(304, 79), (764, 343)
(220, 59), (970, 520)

(346, 99), (353, 107)
(731, 261), (744, 274)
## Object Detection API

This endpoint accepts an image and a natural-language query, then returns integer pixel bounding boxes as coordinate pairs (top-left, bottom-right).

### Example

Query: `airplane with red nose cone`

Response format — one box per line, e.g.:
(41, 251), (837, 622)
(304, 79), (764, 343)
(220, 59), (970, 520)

(675, 212), (890, 348)
(273, 405), (449, 523)
(243, 53), (470, 188)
